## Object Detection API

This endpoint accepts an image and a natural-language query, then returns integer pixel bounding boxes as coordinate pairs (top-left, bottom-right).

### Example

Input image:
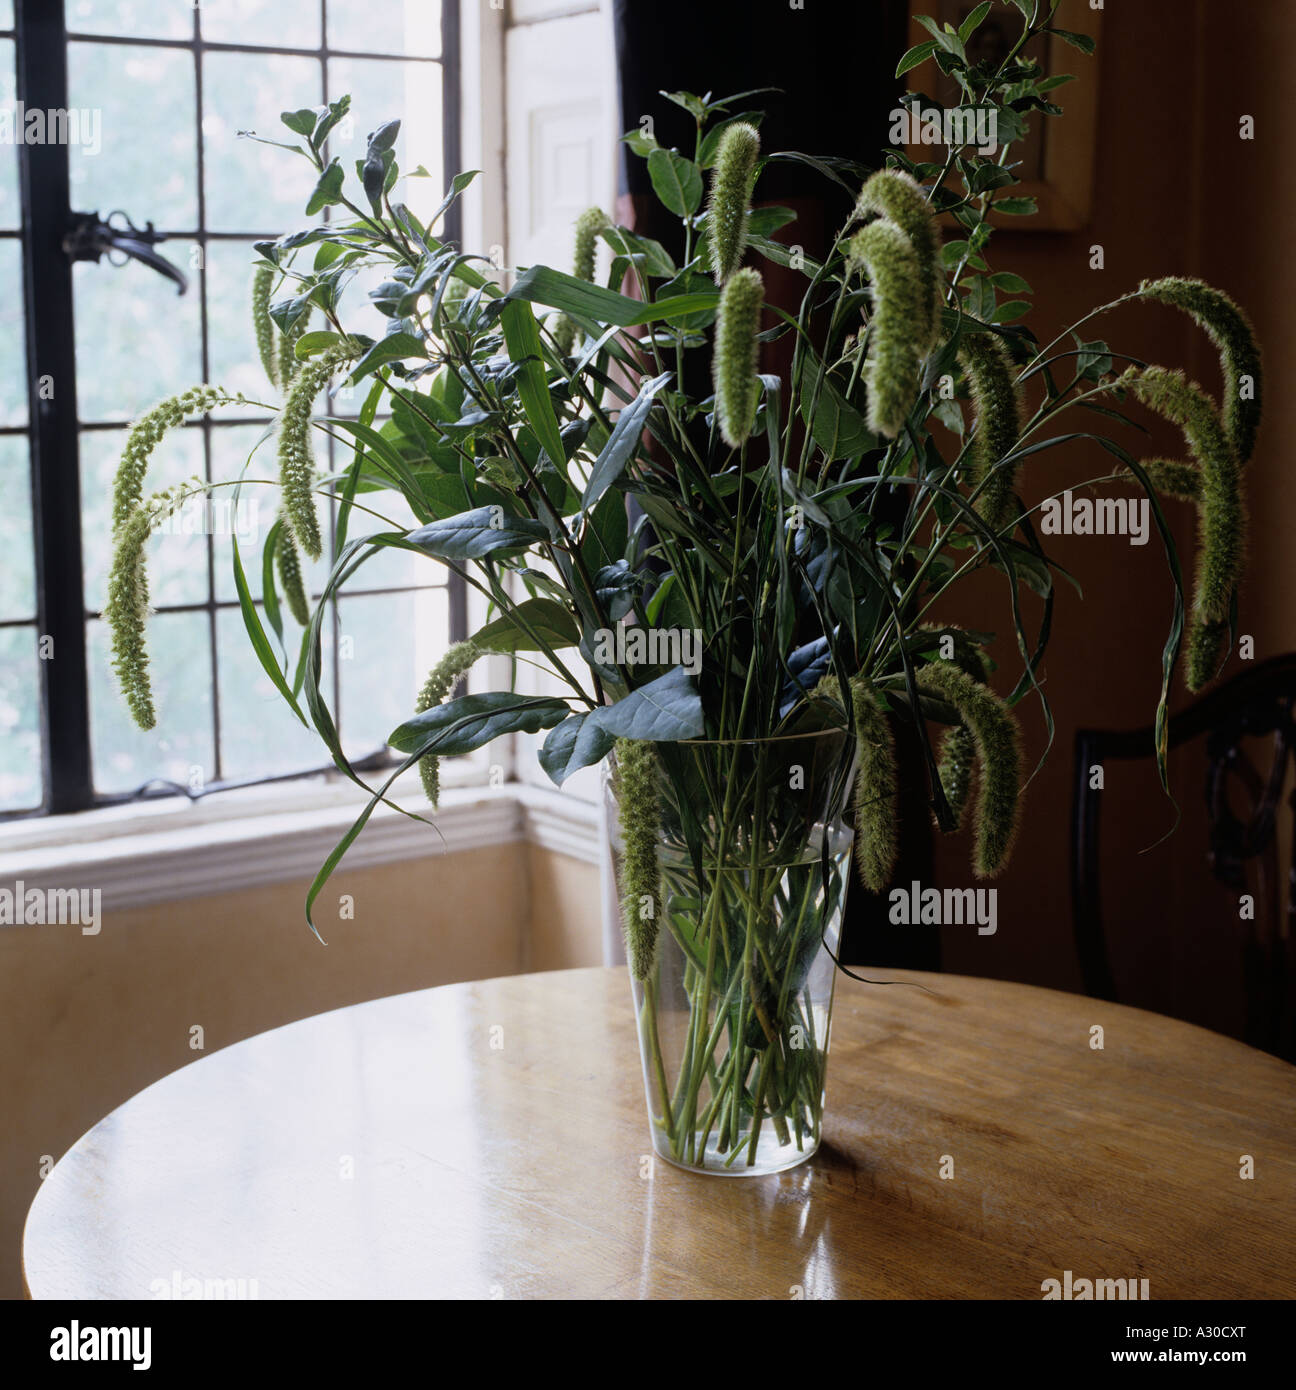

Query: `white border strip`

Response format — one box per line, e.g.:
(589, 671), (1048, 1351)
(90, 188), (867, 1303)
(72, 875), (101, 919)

(0, 783), (600, 913)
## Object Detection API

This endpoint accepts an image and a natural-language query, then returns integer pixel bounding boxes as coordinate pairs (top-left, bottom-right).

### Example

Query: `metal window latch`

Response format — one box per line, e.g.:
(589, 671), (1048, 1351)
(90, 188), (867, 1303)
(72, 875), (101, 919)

(63, 210), (190, 295)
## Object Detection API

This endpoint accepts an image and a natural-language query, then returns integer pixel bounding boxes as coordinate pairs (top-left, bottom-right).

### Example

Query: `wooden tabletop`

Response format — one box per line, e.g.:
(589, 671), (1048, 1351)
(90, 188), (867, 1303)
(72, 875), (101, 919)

(23, 965), (1296, 1300)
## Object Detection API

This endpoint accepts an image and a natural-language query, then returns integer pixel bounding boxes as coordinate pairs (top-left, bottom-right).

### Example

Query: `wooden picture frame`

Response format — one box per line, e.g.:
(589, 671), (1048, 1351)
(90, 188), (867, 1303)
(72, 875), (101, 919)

(903, 1), (1103, 231)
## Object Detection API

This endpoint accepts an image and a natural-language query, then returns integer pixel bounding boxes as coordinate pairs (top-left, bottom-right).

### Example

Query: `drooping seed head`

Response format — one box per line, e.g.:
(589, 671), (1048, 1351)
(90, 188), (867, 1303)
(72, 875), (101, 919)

(847, 220), (924, 438)
(958, 331), (1022, 533)
(554, 206), (608, 355)
(277, 340), (362, 560)
(1138, 277), (1263, 466)
(848, 678), (899, 893)
(853, 168), (941, 351)
(414, 640), (483, 807)
(918, 659), (1022, 878)
(252, 265), (278, 390)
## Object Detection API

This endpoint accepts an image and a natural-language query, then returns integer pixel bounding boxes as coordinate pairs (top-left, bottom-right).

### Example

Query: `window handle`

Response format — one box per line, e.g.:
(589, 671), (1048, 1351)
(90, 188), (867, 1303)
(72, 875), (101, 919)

(63, 210), (189, 295)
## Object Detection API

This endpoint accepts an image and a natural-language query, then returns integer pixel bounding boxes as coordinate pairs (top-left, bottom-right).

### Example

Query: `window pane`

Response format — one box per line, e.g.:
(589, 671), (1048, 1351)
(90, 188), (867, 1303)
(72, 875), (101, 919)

(0, 40), (19, 230)
(80, 427), (209, 613)
(345, 486), (442, 592)
(0, 626), (41, 810)
(337, 588), (448, 758)
(0, 435), (34, 620)
(325, 57), (442, 224)
(74, 242), (203, 423)
(327, 0), (442, 58)
(202, 51), (323, 233)
(210, 422), (331, 605)
(88, 611), (215, 794)
(0, 239), (26, 425)
(68, 42), (197, 231)
(200, 0), (321, 48)
(67, 0), (192, 39)
(216, 605), (331, 780)
(0, 2), (12, 31)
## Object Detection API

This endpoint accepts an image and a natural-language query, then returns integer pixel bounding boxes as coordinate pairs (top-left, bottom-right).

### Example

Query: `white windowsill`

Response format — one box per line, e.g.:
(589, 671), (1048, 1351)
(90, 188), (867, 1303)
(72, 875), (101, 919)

(0, 771), (600, 912)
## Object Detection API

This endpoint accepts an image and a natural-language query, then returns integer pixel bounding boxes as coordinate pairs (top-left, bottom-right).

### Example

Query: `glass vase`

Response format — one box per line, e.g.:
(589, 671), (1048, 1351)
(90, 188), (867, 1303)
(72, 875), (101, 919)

(605, 728), (856, 1176)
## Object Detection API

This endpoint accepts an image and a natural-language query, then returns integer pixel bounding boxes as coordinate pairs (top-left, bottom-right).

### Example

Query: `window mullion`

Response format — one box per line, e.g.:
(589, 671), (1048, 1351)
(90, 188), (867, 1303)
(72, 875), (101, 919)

(16, 0), (93, 814)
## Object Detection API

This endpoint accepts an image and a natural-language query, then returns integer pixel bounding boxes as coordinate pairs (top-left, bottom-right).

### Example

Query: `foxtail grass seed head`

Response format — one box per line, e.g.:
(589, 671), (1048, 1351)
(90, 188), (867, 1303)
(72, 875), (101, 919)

(712, 266), (764, 447)
(847, 219), (924, 438)
(252, 265), (278, 390)
(614, 738), (662, 981)
(275, 516), (309, 627)
(1134, 459), (1203, 502)
(849, 678), (899, 893)
(112, 386), (239, 532)
(1138, 277), (1263, 465)
(105, 483), (196, 731)
(1186, 618), (1229, 692)
(1124, 365), (1246, 689)
(958, 332), (1022, 532)
(277, 340), (361, 561)
(278, 308), (312, 389)
(555, 206), (608, 355)
(937, 724), (976, 830)
(918, 660), (1022, 878)
(415, 640), (482, 807)
(707, 121), (761, 284)
(853, 168), (941, 350)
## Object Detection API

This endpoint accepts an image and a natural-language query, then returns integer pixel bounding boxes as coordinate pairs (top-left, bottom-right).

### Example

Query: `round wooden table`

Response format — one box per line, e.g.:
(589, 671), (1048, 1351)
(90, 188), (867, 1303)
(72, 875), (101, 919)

(23, 966), (1296, 1299)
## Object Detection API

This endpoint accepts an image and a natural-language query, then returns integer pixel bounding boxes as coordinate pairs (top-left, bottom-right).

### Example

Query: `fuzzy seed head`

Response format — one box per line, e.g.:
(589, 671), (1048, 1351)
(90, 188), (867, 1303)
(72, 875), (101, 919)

(707, 121), (761, 284)
(252, 265), (278, 390)
(848, 220), (924, 438)
(415, 640), (483, 807)
(275, 514), (310, 627)
(555, 206), (608, 355)
(853, 168), (941, 351)
(849, 678), (899, 893)
(1138, 277), (1263, 465)
(712, 267), (764, 447)
(958, 332), (1022, 533)
(613, 738), (662, 980)
(918, 659), (1022, 878)
(277, 340), (361, 561)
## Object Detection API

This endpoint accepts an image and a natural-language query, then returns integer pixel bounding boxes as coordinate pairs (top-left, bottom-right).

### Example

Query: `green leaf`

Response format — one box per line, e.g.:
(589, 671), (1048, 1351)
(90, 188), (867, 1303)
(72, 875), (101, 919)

(992, 299), (1032, 323)
(590, 665), (704, 741)
(351, 330), (427, 382)
(499, 297), (566, 475)
(659, 90), (707, 120)
(958, 1), (993, 42)
(389, 692), (571, 758)
(539, 713), (615, 785)
(621, 127), (659, 157)
(281, 108), (318, 136)
(1048, 27), (1096, 55)
(995, 196), (1039, 215)
(895, 40), (937, 77)
(231, 537), (308, 727)
(599, 226), (676, 278)
(408, 507), (548, 560)
(293, 330), (344, 358)
(505, 264), (718, 328)
(647, 148), (703, 218)
(581, 371), (672, 511)
(471, 598), (581, 653)
(989, 271), (1032, 294)
(306, 160), (345, 215)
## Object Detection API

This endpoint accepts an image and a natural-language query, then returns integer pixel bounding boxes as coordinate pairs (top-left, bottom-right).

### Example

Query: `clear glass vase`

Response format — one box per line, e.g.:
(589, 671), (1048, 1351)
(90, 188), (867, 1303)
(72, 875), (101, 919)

(605, 728), (856, 1176)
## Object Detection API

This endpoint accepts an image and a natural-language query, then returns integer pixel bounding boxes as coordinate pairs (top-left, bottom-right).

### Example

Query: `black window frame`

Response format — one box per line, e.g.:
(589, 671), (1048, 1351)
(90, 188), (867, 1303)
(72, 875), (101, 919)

(7, 0), (466, 820)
